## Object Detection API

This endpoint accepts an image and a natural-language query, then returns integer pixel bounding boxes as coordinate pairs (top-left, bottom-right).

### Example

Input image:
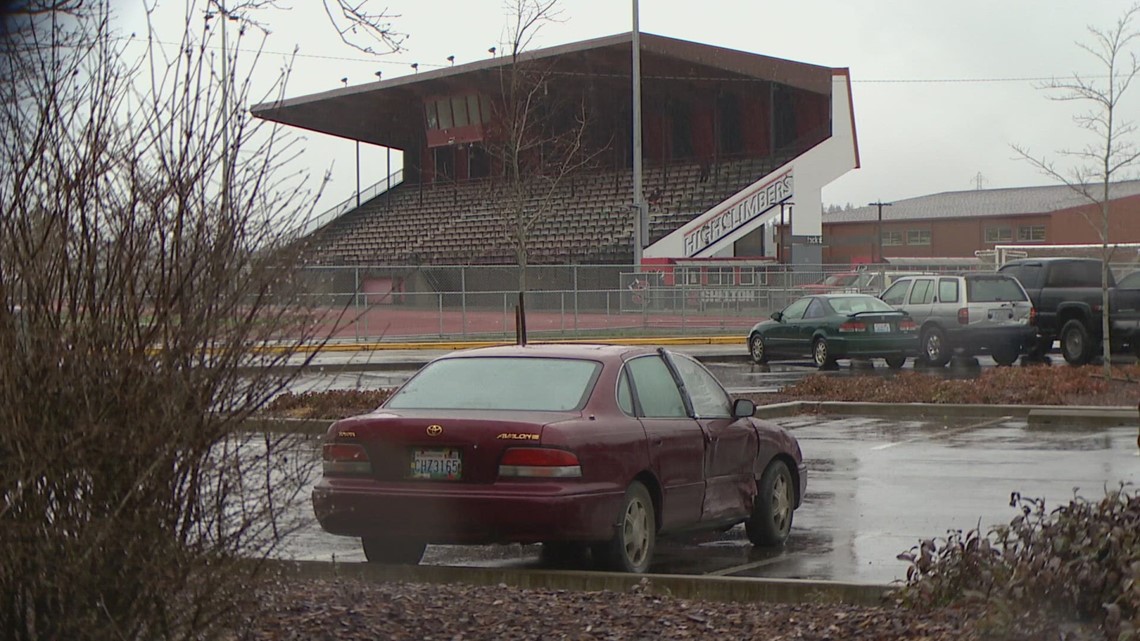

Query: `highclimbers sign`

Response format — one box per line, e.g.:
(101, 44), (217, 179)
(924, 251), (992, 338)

(682, 170), (793, 257)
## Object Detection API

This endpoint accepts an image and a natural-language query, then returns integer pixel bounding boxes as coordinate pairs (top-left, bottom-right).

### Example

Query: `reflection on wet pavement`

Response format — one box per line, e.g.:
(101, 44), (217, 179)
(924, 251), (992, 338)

(274, 415), (1139, 585)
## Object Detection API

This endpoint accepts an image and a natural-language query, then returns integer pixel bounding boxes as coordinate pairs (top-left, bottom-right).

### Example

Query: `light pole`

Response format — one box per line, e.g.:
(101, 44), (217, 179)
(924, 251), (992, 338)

(870, 201), (893, 264)
(631, 0), (645, 268)
(342, 77), (361, 208)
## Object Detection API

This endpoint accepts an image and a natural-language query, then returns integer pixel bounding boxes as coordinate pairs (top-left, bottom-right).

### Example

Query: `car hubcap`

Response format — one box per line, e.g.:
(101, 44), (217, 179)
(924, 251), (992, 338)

(926, 334), (942, 360)
(751, 337), (764, 360)
(1067, 331), (1082, 357)
(771, 473), (791, 533)
(622, 497), (650, 566)
(814, 341), (826, 364)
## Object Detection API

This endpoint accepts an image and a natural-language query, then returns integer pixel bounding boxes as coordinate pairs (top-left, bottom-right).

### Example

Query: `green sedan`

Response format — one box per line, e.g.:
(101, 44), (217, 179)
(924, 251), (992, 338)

(747, 294), (919, 369)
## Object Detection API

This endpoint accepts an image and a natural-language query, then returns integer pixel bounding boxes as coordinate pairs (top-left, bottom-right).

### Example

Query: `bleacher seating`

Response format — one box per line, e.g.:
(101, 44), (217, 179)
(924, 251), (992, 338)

(306, 154), (790, 266)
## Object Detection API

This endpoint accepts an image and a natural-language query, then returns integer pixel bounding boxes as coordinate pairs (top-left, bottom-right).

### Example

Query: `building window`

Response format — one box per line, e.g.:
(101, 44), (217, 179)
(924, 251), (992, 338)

(907, 229), (931, 246)
(709, 267), (734, 286)
(881, 231), (903, 246)
(985, 226), (1013, 243)
(1017, 225), (1046, 242)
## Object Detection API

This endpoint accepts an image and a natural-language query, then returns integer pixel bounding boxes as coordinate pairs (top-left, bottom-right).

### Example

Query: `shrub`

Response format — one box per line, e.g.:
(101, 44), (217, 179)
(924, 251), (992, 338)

(263, 389), (393, 419)
(779, 366), (1115, 405)
(895, 486), (1140, 640)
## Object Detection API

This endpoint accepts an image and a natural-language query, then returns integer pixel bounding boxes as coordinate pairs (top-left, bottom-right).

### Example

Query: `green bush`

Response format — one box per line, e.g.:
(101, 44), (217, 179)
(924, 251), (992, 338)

(895, 486), (1140, 640)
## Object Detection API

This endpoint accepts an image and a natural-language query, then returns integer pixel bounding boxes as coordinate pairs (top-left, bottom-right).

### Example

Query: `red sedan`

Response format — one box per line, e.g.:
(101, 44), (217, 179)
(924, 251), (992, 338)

(312, 343), (806, 573)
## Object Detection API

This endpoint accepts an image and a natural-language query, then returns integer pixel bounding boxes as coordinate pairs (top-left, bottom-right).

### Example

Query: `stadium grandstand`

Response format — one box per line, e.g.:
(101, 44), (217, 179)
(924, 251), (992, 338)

(252, 32), (859, 270)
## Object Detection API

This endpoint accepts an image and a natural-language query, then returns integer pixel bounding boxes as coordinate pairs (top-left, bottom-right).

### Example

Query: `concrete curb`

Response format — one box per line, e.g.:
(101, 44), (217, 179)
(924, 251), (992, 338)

(754, 401), (1138, 426)
(267, 559), (890, 607)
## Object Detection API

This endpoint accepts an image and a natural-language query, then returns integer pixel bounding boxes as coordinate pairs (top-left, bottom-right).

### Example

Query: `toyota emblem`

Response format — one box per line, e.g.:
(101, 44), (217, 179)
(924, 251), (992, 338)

(426, 424), (443, 436)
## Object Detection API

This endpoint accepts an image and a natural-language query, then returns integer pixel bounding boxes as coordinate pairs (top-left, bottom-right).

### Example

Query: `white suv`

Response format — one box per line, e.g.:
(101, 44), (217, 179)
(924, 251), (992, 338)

(879, 273), (1035, 366)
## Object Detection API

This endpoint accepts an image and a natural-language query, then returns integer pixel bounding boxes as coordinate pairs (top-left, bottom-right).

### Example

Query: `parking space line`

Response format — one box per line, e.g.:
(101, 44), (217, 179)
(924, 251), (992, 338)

(704, 553), (801, 577)
(870, 416), (1012, 451)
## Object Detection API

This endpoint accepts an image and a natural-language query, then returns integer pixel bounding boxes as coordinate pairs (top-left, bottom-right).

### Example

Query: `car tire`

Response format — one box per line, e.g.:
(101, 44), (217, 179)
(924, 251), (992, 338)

(884, 355), (906, 370)
(812, 337), (836, 370)
(746, 460), (795, 547)
(749, 333), (769, 364)
(920, 327), (951, 367)
(991, 346), (1019, 367)
(361, 537), (426, 565)
(1025, 336), (1051, 360)
(1060, 319), (1094, 366)
(596, 481), (655, 573)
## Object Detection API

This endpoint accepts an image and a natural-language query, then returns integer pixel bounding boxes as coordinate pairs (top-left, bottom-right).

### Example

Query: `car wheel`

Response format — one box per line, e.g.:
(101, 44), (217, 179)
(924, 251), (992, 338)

(884, 355), (906, 370)
(748, 333), (769, 364)
(1060, 319), (1093, 366)
(920, 327), (951, 367)
(991, 346), (1019, 367)
(361, 537), (426, 565)
(1025, 336), (1051, 360)
(812, 337), (836, 369)
(596, 481), (655, 573)
(746, 460), (795, 546)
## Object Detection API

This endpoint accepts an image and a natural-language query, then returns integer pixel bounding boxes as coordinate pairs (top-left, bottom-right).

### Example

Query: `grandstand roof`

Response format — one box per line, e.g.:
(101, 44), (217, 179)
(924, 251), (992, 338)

(825, 180), (1140, 224)
(250, 31), (834, 149)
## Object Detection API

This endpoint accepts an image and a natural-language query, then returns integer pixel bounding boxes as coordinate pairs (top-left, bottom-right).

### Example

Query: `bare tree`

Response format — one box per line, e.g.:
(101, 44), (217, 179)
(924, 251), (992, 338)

(486, 0), (603, 291)
(1013, 4), (1140, 376)
(322, 0), (404, 55)
(0, 3), (337, 639)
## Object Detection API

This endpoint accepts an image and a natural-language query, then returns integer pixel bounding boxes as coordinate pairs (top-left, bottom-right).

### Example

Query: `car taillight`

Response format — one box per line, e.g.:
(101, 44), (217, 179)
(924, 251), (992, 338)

(322, 442), (372, 475)
(898, 319), (917, 332)
(838, 321), (866, 333)
(499, 447), (582, 479)
(1029, 307), (1037, 326)
(957, 308), (969, 325)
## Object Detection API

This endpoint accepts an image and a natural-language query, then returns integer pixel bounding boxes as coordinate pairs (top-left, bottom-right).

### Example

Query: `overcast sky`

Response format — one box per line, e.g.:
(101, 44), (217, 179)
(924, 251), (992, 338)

(118, 1), (1139, 216)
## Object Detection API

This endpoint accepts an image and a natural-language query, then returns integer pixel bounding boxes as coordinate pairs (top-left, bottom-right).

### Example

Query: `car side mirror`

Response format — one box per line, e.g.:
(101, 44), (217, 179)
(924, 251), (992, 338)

(732, 398), (756, 419)
(770, 311), (783, 322)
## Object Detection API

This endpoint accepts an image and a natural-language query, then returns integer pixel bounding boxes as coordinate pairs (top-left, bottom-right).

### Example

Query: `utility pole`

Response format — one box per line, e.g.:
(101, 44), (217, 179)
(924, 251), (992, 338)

(631, 0), (645, 268)
(209, 2), (239, 216)
(341, 77), (361, 208)
(869, 201), (893, 264)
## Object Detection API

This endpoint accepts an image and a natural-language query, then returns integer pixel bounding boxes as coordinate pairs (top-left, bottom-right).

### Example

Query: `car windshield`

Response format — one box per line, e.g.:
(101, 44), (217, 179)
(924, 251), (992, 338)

(851, 273), (875, 288)
(386, 356), (601, 411)
(822, 273), (857, 286)
(967, 277), (1027, 302)
(828, 296), (896, 314)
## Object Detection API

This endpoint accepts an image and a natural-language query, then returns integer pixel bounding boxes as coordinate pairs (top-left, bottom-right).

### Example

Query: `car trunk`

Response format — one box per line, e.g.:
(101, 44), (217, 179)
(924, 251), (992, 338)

(335, 409), (579, 484)
(848, 311), (909, 334)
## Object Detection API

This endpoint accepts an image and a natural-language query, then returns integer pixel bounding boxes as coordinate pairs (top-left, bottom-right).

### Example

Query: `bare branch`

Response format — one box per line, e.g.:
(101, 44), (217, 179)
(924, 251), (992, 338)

(321, 0), (405, 55)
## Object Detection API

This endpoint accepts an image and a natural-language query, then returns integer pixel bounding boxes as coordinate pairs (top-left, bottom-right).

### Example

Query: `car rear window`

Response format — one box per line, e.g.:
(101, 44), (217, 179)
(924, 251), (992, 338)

(386, 357), (601, 411)
(829, 296), (896, 314)
(967, 277), (1027, 302)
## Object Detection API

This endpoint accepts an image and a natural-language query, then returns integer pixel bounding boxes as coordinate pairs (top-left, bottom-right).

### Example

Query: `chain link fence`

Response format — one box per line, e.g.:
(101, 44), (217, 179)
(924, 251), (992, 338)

(295, 262), (1027, 342)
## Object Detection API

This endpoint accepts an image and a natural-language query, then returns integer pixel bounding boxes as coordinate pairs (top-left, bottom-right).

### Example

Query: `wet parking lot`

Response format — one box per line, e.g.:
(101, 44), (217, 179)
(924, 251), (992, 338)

(276, 413), (1139, 585)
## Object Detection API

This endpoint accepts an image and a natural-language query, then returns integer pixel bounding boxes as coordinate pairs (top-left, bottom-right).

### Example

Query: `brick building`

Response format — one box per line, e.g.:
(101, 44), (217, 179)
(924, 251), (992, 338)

(820, 181), (1140, 265)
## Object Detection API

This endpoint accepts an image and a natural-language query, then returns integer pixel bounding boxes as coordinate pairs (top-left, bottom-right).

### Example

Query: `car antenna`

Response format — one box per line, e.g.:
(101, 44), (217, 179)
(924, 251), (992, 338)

(515, 291), (528, 346)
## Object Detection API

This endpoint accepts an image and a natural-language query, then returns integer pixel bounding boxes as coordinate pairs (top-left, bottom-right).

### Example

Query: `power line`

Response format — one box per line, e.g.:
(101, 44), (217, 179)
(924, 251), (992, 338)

(111, 36), (1105, 84)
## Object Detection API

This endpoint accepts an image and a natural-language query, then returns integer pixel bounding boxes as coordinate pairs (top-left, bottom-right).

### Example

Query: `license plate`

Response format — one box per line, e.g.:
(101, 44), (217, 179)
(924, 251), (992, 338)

(874, 322), (891, 333)
(409, 448), (462, 480)
(988, 310), (1012, 321)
